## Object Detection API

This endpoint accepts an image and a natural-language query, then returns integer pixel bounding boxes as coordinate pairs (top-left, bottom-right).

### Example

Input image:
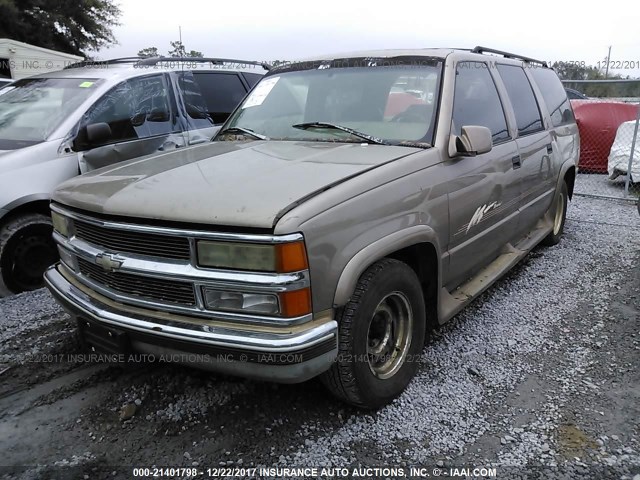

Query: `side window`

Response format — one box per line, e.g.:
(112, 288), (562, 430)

(191, 72), (248, 124)
(81, 74), (175, 144)
(530, 67), (574, 127)
(496, 64), (544, 136)
(176, 71), (215, 130)
(452, 62), (510, 144)
(242, 72), (263, 89)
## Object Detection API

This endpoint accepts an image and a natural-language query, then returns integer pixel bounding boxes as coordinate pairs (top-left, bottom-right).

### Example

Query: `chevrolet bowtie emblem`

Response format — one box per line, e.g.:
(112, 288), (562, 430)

(95, 253), (124, 272)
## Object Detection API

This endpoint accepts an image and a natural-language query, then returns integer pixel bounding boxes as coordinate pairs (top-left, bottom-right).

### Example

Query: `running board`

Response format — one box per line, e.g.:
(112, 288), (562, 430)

(438, 220), (552, 324)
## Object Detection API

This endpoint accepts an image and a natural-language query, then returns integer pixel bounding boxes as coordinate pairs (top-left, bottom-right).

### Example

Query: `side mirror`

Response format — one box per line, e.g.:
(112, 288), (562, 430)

(85, 122), (112, 145)
(452, 125), (492, 157)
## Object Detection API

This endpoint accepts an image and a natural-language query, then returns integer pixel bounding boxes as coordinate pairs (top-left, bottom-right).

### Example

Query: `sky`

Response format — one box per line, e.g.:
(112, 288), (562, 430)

(98, 0), (640, 77)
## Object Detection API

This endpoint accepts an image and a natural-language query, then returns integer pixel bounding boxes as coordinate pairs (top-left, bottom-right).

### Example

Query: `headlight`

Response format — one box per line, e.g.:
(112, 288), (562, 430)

(51, 211), (70, 237)
(196, 240), (308, 273)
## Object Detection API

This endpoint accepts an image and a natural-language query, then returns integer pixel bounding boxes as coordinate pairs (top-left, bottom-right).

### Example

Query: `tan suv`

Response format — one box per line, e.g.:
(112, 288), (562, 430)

(45, 47), (579, 408)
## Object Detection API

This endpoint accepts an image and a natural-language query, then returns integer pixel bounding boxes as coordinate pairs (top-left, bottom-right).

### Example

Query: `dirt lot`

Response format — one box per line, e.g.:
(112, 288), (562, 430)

(0, 196), (639, 480)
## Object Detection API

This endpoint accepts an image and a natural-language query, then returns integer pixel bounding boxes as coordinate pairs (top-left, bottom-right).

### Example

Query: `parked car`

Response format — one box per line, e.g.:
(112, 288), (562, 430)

(608, 119), (640, 182)
(565, 87), (588, 100)
(45, 47), (578, 408)
(0, 78), (12, 90)
(571, 99), (638, 173)
(0, 57), (266, 295)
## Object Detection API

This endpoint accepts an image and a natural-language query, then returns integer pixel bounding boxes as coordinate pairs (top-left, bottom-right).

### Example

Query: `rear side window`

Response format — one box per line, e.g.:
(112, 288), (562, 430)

(530, 67), (574, 127)
(191, 72), (248, 124)
(242, 72), (263, 88)
(452, 62), (510, 144)
(496, 65), (544, 136)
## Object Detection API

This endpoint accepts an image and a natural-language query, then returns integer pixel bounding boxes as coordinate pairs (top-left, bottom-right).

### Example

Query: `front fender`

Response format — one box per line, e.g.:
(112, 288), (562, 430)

(333, 225), (441, 307)
(0, 193), (52, 221)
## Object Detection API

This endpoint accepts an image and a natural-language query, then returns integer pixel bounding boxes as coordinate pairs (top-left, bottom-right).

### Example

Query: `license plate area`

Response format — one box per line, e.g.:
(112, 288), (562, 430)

(78, 318), (130, 355)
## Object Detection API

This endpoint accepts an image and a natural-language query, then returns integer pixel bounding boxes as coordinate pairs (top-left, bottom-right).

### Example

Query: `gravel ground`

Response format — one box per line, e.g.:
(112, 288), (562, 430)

(0, 195), (638, 480)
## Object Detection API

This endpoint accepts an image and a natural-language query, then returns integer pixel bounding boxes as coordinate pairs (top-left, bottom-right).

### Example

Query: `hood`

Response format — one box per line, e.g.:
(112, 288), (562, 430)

(53, 140), (421, 228)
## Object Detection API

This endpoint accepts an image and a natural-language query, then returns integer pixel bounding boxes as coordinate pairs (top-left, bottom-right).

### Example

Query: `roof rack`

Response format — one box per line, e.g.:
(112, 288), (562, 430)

(137, 57), (270, 70)
(471, 46), (548, 67)
(64, 57), (144, 69)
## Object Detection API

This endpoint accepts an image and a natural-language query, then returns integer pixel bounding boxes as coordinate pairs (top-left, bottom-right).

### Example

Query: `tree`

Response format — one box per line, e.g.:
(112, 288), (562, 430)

(168, 41), (202, 58)
(0, 0), (121, 56)
(137, 47), (159, 58)
(553, 61), (640, 98)
(552, 61), (602, 81)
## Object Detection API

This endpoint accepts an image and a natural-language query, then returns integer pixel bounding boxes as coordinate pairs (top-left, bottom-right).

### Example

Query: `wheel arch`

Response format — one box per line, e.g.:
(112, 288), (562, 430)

(333, 226), (441, 332)
(1, 195), (52, 224)
(564, 165), (576, 199)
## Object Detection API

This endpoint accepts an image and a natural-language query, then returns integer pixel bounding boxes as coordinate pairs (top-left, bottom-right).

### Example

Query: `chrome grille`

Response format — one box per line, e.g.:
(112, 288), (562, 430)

(74, 220), (191, 260)
(78, 258), (196, 306)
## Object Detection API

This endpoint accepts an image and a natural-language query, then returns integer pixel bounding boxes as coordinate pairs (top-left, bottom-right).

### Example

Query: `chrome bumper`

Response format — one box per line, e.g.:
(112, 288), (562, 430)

(44, 265), (338, 383)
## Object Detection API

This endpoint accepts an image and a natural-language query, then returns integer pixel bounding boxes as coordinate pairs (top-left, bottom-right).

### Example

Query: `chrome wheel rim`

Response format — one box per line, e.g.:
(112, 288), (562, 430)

(553, 192), (565, 235)
(367, 291), (413, 379)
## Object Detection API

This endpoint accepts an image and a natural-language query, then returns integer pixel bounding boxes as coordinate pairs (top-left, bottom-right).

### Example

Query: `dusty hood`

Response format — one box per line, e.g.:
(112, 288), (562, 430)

(53, 141), (420, 228)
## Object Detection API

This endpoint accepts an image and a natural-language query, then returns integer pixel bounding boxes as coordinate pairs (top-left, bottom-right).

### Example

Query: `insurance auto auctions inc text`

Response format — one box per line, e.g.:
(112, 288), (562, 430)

(254, 466), (498, 478)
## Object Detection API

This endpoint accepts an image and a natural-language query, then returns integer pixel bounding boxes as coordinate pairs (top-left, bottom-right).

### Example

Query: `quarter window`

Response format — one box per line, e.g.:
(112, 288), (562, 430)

(452, 62), (510, 144)
(242, 72), (263, 88)
(530, 67), (574, 127)
(496, 64), (544, 135)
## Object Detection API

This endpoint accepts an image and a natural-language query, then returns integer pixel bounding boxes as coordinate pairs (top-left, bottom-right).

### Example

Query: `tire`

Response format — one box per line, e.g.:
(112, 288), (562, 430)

(541, 181), (568, 247)
(0, 213), (58, 297)
(320, 258), (426, 409)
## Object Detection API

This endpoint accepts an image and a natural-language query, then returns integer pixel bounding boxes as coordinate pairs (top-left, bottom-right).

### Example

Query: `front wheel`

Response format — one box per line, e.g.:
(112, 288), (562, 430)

(0, 213), (58, 297)
(320, 258), (426, 409)
(541, 181), (568, 247)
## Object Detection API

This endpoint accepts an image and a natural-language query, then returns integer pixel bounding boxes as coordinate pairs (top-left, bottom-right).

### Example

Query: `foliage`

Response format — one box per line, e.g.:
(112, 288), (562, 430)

(137, 41), (203, 59)
(553, 61), (640, 98)
(137, 47), (159, 58)
(0, 0), (121, 56)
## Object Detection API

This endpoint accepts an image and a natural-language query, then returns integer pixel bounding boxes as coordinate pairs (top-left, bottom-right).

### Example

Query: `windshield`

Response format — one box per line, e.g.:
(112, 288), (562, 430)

(219, 60), (442, 146)
(0, 77), (102, 148)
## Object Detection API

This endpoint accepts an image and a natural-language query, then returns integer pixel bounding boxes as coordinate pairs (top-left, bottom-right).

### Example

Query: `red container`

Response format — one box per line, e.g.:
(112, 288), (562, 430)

(571, 100), (639, 173)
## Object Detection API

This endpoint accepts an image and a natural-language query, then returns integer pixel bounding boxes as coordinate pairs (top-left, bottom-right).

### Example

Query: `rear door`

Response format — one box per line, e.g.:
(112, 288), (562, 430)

(495, 64), (553, 234)
(529, 66), (579, 187)
(445, 61), (521, 290)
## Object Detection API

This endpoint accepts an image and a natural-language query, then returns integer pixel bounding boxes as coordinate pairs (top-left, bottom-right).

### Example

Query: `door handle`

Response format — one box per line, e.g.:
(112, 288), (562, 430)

(546, 144), (553, 154)
(512, 155), (522, 169)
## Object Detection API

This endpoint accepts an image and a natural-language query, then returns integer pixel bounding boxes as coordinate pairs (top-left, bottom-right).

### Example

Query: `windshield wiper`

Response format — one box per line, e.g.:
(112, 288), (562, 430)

(218, 127), (268, 140)
(292, 122), (388, 145)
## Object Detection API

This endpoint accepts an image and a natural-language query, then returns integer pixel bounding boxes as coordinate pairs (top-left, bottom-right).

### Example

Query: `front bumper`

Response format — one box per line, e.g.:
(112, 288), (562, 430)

(44, 265), (338, 383)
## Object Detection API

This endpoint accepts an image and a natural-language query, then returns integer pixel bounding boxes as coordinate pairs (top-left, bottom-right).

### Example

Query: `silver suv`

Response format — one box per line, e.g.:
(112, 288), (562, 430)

(45, 47), (579, 408)
(0, 57), (266, 295)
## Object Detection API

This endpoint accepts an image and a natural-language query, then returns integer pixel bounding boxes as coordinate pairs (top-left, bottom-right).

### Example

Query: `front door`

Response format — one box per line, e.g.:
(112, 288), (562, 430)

(445, 61), (521, 290)
(75, 73), (183, 173)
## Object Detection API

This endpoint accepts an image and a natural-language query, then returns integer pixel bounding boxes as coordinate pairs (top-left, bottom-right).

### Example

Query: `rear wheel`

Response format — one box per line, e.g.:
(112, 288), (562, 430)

(0, 213), (58, 296)
(320, 258), (426, 409)
(541, 181), (568, 246)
